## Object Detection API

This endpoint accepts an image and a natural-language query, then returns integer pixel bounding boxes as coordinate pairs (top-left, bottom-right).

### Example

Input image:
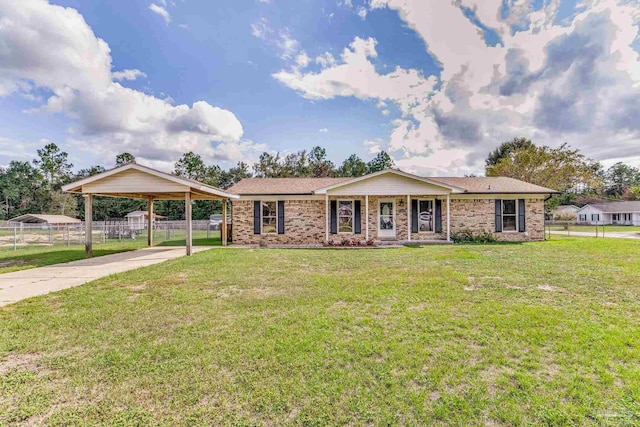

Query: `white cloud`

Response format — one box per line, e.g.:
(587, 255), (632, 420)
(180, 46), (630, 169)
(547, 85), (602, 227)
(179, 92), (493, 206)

(319, 128), (329, 133)
(296, 52), (310, 68)
(0, 0), (259, 166)
(149, 3), (171, 25)
(251, 17), (270, 39)
(363, 138), (383, 154)
(112, 69), (147, 81)
(275, 0), (640, 174)
(357, 7), (368, 19)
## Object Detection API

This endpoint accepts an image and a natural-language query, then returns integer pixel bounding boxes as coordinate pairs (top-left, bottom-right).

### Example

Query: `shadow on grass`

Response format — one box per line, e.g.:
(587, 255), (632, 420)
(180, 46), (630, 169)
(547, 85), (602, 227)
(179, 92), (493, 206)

(157, 238), (221, 247)
(403, 241), (526, 249)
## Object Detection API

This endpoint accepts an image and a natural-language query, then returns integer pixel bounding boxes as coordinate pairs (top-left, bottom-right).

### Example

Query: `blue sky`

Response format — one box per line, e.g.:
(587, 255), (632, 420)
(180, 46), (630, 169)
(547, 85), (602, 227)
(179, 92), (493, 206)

(0, 0), (639, 176)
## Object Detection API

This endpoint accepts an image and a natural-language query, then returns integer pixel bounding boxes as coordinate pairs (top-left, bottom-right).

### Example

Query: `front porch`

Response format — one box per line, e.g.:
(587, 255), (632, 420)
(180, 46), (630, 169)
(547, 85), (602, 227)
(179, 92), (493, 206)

(323, 194), (452, 244)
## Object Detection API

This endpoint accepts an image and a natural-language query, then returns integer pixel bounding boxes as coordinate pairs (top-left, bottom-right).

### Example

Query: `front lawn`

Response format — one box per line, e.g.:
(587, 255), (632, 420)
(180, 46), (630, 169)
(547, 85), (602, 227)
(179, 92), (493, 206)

(1, 237), (639, 425)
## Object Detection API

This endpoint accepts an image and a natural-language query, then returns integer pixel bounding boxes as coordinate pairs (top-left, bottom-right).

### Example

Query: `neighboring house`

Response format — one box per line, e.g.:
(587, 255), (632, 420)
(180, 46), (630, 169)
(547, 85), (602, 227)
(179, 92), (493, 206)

(228, 169), (557, 244)
(8, 214), (81, 225)
(576, 201), (640, 225)
(552, 205), (580, 219)
(125, 211), (167, 230)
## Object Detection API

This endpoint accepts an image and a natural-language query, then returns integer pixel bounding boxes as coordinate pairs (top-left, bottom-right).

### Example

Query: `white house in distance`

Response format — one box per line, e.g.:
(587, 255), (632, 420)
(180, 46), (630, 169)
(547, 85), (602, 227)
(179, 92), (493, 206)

(126, 210), (167, 230)
(551, 204), (580, 219)
(576, 201), (640, 225)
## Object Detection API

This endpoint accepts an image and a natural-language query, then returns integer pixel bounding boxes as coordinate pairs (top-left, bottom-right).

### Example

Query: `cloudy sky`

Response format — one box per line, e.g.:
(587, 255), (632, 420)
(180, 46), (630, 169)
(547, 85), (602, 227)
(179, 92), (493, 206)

(0, 0), (639, 176)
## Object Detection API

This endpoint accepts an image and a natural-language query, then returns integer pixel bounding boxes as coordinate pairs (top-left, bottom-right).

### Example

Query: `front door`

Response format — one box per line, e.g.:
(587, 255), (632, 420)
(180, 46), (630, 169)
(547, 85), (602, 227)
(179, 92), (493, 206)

(378, 200), (396, 239)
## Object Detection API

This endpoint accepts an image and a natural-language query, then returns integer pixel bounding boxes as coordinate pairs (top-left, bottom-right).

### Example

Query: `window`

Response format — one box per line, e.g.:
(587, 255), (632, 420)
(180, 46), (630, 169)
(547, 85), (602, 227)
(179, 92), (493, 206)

(418, 200), (434, 232)
(591, 213), (600, 222)
(338, 200), (354, 233)
(261, 201), (277, 234)
(579, 214), (587, 222)
(502, 200), (517, 231)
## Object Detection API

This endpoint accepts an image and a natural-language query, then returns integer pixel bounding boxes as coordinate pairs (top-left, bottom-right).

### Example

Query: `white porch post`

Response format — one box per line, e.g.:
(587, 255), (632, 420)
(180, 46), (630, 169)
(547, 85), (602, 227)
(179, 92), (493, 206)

(365, 195), (369, 241)
(407, 194), (411, 242)
(222, 198), (228, 246)
(446, 194), (451, 242)
(147, 196), (154, 247)
(325, 193), (329, 242)
(85, 194), (93, 257)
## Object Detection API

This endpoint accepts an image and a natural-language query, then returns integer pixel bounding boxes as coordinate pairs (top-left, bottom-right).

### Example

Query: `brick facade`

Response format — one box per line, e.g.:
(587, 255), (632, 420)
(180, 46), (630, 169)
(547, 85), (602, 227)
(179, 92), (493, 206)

(232, 196), (546, 245)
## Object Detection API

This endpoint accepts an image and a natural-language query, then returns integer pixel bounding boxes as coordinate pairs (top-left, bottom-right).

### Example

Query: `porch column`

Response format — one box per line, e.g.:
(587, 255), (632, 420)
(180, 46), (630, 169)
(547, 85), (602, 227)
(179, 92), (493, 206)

(407, 194), (411, 242)
(222, 198), (228, 246)
(325, 193), (329, 242)
(147, 196), (154, 247)
(185, 192), (192, 256)
(365, 195), (369, 241)
(446, 194), (451, 242)
(85, 194), (93, 257)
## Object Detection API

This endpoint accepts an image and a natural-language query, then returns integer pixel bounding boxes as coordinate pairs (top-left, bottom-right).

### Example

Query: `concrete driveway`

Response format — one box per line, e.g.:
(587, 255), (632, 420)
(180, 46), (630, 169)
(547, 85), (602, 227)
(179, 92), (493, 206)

(0, 246), (210, 307)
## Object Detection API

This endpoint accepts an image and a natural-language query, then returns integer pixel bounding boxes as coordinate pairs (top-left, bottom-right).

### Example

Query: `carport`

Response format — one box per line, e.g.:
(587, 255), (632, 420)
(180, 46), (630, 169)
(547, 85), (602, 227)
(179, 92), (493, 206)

(62, 163), (239, 256)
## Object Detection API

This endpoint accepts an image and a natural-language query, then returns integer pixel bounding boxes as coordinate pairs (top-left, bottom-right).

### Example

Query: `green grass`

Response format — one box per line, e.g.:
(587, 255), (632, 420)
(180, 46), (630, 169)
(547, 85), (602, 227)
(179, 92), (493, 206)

(0, 230), (221, 274)
(548, 224), (640, 233)
(1, 237), (639, 426)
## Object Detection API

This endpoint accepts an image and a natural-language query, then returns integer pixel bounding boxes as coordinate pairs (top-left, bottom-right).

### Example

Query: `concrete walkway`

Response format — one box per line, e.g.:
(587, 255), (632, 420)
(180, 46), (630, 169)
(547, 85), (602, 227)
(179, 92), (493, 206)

(549, 230), (640, 239)
(0, 246), (210, 307)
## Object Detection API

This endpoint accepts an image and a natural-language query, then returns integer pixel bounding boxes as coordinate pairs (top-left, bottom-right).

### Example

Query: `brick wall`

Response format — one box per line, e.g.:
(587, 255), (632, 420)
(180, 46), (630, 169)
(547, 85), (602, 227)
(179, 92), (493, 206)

(449, 198), (545, 241)
(232, 196), (545, 244)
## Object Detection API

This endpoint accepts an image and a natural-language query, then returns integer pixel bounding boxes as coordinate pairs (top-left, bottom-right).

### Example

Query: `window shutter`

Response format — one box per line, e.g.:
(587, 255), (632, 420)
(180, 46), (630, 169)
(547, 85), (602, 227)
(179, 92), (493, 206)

(330, 200), (337, 234)
(354, 200), (361, 234)
(411, 199), (418, 233)
(435, 199), (442, 233)
(518, 199), (526, 232)
(277, 200), (285, 234)
(495, 199), (502, 232)
(253, 201), (261, 234)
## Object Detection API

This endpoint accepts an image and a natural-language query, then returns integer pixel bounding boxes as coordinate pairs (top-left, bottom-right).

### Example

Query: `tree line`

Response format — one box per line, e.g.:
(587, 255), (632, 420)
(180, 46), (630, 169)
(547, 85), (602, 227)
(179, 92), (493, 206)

(0, 143), (395, 221)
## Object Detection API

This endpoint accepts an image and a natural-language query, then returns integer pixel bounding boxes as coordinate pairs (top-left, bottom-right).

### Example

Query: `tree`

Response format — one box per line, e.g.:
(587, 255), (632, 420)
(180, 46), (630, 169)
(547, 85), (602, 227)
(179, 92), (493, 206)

(366, 151), (395, 173)
(338, 154), (367, 177)
(485, 143), (602, 193)
(33, 142), (73, 188)
(115, 152), (136, 167)
(174, 151), (220, 185)
(485, 137), (535, 168)
(604, 162), (640, 196)
(0, 161), (48, 218)
(219, 162), (252, 189)
(49, 191), (78, 217)
(308, 146), (335, 177)
(282, 150), (310, 177)
(253, 152), (283, 178)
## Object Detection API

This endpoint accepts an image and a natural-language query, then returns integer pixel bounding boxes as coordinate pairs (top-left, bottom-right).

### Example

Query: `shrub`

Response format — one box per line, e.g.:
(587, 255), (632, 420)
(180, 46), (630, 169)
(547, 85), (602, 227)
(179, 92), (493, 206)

(450, 229), (496, 244)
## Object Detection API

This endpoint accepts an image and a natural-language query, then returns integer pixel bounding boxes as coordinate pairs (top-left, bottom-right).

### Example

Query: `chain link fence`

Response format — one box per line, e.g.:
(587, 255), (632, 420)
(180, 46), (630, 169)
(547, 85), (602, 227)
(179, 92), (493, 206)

(544, 220), (640, 238)
(0, 220), (220, 250)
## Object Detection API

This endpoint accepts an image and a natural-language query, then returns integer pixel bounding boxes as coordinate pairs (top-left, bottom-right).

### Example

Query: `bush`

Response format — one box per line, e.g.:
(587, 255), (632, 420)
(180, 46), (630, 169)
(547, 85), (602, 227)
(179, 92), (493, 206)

(323, 238), (373, 247)
(450, 229), (496, 244)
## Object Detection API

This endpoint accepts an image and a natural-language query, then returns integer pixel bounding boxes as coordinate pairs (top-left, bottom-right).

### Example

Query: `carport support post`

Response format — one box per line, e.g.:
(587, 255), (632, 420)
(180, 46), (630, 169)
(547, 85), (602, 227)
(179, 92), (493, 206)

(222, 198), (228, 246)
(147, 197), (154, 247)
(85, 194), (93, 257)
(185, 192), (192, 256)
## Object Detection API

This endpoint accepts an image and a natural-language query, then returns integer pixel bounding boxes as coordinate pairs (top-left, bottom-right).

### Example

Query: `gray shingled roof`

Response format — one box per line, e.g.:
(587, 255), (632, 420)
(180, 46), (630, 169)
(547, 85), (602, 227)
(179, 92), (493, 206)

(229, 173), (558, 195)
(584, 201), (640, 213)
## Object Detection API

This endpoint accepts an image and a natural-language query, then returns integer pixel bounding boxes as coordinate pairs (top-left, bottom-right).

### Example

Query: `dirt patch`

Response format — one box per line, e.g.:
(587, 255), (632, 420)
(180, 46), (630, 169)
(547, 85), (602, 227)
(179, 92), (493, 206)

(537, 284), (560, 292)
(0, 353), (41, 375)
(408, 302), (428, 311)
(129, 284), (147, 291)
(0, 259), (27, 268)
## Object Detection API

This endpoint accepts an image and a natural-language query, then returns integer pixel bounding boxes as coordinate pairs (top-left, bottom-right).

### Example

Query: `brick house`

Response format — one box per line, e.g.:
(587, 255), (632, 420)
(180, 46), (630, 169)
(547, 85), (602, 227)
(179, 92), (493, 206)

(228, 169), (557, 245)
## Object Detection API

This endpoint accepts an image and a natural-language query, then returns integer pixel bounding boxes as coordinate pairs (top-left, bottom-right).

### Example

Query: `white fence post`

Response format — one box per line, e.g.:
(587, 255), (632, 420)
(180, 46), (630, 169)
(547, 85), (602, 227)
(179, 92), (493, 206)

(13, 226), (17, 250)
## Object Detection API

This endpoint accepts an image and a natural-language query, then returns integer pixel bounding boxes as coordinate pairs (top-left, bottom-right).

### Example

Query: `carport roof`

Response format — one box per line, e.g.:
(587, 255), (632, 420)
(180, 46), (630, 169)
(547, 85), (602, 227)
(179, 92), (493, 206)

(8, 214), (81, 224)
(62, 163), (239, 200)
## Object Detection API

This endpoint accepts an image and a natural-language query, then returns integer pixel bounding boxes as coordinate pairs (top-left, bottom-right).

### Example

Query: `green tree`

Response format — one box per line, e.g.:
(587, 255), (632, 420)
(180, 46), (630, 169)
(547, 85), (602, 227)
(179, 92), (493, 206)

(366, 151), (395, 173)
(485, 143), (602, 193)
(33, 142), (73, 188)
(49, 190), (78, 217)
(0, 161), (49, 219)
(115, 152), (136, 167)
(219, 162), (252, 189)
(485, 137), (535, 168)
(282, 150), (310, 177)
(604, 162), (640, 196)
(338, 154), (368, 177)
(253, 152), (283, 178)
(308, 146), (335, 177)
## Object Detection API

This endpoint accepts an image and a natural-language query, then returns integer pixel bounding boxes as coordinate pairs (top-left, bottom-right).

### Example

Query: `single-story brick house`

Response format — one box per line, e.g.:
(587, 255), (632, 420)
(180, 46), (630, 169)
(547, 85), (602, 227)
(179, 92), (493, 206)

(228, 169), (558, 245)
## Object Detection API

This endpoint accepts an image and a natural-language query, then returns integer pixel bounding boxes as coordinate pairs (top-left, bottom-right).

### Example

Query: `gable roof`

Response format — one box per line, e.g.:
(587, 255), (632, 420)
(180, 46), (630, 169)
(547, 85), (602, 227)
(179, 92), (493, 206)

(312, 169), (466, 194)
(125, 211), (167, 219)
(62, 163), (239, 200)
(429, 177), (558, 194)
(578, 201), (640, 213)
(228, 177), (351, 195)
(229, 171), (559, 195)
(8, 214), (81, 224)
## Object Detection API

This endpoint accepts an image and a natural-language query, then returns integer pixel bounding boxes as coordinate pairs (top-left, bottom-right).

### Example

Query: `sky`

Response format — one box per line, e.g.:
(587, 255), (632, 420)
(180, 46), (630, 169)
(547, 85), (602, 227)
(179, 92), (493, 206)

(0, 0), (639, 177)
